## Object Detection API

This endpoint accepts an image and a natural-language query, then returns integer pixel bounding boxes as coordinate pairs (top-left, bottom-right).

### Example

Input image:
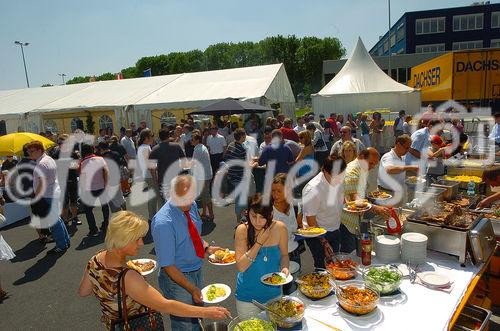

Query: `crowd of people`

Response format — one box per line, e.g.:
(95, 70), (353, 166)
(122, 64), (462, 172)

(0, 106), (488, 328)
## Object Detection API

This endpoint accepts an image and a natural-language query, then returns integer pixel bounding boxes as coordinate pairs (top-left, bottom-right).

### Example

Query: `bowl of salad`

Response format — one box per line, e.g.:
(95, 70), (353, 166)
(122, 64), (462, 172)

(228, 314), (276, 331)
(362, 264), (402, 295)
(265, 296), (305, 328)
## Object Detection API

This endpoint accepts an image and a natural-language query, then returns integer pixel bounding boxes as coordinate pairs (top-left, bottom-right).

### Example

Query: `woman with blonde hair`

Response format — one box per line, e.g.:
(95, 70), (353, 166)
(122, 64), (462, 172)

(79, 211), (229, 330)
(340, 140), (358, 164)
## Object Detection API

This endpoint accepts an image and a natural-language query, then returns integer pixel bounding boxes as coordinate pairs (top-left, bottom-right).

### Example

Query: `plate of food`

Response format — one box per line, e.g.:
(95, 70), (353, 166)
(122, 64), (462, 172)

(367, 191), (392, 200)
(343, 200), (372, 213)
(208, 249), (236, 266)
(127, 259), (157, 276)
(405, 176), (426, 186)
(261, 272), (293, 286)
(295, 227), (327, 238)
(201, 283), (231, 304)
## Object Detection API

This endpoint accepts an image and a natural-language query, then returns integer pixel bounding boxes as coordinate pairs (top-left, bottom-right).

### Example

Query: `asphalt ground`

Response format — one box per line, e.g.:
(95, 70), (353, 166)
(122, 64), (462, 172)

(2, 198), (499, 330)
(0, 199), (315, 330)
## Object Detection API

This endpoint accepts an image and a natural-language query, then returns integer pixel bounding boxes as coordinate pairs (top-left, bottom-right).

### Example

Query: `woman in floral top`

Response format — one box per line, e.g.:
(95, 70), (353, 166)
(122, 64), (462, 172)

(78, 211), (229, 330)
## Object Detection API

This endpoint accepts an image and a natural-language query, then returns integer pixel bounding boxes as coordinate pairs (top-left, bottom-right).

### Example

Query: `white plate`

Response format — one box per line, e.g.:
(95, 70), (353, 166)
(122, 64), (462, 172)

(129, 259), (157, 276)
(418, 272), (450, 288)
(260, 272), (293, 286)
(208, 250), (236, 266)
(201, 283), (231, 304)
(289, 261), (300, 274)
(401, 232), (428, 243)
(342, 202), (372, 214)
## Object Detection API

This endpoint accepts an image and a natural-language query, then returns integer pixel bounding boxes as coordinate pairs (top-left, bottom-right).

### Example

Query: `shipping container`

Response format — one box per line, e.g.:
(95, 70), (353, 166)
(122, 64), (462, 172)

(407, 49), (500, 107)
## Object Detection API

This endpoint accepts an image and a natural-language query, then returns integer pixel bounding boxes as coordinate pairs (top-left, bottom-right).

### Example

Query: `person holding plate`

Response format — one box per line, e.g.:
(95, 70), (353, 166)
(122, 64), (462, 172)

(151, 175), (227, 331)
(234, 193), (289, 316)
(301, 155), (347, 269)
(78, 210), (229, 330)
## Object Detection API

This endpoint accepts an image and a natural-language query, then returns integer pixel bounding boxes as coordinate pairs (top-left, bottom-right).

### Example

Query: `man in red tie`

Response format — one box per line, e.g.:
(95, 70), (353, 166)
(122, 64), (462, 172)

(152, 175), (225, 330)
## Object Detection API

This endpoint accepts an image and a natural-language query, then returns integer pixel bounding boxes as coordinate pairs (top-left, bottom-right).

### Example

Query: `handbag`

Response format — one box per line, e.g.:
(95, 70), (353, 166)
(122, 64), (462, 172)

(112, 269), (164, 331)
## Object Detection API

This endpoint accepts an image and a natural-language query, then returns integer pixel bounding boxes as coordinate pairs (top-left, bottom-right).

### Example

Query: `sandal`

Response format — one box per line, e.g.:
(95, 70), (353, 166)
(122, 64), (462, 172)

(0, 290), (7, 302)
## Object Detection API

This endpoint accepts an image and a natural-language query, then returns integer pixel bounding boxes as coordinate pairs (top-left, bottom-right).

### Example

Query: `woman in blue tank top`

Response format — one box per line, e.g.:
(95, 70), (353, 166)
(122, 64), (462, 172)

(234, 193), (290, 316)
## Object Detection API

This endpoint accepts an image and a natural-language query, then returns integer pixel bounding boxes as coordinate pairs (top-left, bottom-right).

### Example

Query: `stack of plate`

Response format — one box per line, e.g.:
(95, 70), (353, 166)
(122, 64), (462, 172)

(401, 232), (428, 264)
(375, 235), (401, 263)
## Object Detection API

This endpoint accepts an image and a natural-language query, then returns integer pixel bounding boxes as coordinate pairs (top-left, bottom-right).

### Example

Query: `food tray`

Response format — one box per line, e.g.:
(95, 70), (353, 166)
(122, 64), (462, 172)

(406, 209), (482, 232)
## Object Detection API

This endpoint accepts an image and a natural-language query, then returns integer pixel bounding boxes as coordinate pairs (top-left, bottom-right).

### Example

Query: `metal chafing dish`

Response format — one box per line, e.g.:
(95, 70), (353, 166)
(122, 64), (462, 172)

(451, 305), (492, 331)
(430, 179), (460, 201)
(404, 203), (496, 265)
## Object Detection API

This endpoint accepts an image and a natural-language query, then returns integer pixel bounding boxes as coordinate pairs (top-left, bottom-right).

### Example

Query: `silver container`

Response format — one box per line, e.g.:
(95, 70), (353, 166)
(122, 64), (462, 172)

(415, 186), (447, 203)
(430, 179), (460, 201)
(468, 218), (497, 264)
(451, 305), (491, 331)
(201, 321), (228, 331)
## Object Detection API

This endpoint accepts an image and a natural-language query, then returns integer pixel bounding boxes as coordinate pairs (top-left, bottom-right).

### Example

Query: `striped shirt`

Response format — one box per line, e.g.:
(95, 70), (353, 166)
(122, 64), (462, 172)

(341, 159), (369, 234)
(224, 141), (247, 184)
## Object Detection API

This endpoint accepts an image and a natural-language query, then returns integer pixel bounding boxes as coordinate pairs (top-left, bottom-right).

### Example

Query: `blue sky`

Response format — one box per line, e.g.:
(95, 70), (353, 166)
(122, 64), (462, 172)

(0, 0), (489, 90)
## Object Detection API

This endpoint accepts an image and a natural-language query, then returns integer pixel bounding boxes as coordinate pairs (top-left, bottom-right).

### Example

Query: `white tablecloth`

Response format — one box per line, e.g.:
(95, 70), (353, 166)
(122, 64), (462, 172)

(289, 251), (481, 331)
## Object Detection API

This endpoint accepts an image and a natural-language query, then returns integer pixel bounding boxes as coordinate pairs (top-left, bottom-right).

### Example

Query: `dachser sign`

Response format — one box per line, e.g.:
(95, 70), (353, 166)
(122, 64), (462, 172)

(413, 66), (441, 88)
(456, 59), (500, 72)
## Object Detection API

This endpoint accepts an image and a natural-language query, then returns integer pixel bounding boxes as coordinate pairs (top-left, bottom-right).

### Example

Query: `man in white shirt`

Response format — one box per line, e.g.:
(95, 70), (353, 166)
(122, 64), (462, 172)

(206, 126), (227, 174)
(293, 117), (306, 133)
(393, 110), (406, 137)
(330, 126), (366, 156)
(191, 132), (214, 222)
(301, 155), (346, 269)
(378, 135), (419, 205)
(27, 140), (70, 254)
(120, 129), (137, 159)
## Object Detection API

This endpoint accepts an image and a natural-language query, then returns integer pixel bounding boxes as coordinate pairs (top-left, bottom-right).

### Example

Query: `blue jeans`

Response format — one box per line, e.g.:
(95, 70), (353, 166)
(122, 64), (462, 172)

(159, 268), (203, 331)
(50, 217), (71, 250)
(39, 198), (70, 250)
(340, 224), (357, 254)
(305, 230), (340, 269)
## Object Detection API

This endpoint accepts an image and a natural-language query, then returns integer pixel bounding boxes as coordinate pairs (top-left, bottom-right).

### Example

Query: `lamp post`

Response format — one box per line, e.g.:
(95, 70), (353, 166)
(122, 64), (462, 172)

(58, 73), (66, 85)
(387, 0), (392, 79)
(14, 41), (30, 88)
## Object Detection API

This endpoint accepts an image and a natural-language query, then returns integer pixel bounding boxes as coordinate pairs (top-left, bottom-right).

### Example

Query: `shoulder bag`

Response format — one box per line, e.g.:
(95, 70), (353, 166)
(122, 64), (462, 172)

(112, 269), (164, 331)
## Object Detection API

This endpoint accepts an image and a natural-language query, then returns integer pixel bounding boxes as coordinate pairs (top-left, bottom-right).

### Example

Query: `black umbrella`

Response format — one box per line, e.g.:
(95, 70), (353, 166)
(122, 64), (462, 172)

(189, 98), (274, 116)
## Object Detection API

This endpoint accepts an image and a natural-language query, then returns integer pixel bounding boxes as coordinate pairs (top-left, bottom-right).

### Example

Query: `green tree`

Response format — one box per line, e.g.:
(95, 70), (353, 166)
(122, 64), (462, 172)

(65, 35), (345, 97)
(66, 76), (91, 84)
(122, 66), (139, 79)
(97, 72), (116, 81)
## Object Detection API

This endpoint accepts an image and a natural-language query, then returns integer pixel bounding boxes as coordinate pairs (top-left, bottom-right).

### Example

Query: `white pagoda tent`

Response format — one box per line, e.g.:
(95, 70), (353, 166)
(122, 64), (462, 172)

(312, 38), (421, 116)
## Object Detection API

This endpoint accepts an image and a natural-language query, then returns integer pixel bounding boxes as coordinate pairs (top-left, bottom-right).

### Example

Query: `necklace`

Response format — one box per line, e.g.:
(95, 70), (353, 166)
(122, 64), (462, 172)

(263, 246), (268, 262)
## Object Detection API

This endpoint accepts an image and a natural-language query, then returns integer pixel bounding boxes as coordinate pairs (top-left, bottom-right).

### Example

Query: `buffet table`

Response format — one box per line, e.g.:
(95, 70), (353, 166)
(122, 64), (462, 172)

(285, 251), (484, 331)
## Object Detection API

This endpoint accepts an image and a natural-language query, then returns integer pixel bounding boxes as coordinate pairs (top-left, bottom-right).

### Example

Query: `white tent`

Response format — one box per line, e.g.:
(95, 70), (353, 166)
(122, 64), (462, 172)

(312, 38), (421, 115)
(0, 63), (295, 133)
(135, 63), (295, 116)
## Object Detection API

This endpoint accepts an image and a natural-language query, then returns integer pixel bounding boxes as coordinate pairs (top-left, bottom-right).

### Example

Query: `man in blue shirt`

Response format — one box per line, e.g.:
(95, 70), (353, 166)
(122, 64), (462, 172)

(152, 175), (223, 330)
(489, 113), (500, 145)
(257, 129), (294, 174)
(405, 120), (435, 166)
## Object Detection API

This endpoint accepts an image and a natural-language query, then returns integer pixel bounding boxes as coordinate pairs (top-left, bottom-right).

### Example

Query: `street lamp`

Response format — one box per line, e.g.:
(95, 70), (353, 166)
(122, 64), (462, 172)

(14, 41), (30, 88)
(58, 73), (66, 85)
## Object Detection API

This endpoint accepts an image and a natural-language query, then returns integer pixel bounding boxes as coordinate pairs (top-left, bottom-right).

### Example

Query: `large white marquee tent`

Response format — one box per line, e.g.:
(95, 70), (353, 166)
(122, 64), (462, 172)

(0, 63), (295, 133)
(312, 38), (421, 116)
